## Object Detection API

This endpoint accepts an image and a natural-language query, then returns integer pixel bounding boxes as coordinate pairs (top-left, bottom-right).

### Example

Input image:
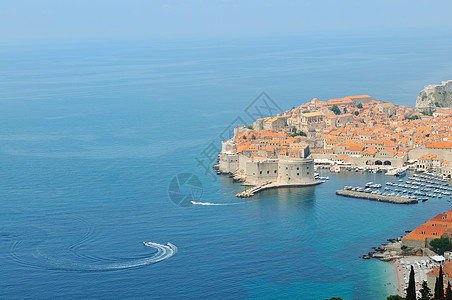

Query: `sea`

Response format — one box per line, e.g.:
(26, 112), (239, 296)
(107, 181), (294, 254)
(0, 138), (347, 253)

(1, 32), (452, 299)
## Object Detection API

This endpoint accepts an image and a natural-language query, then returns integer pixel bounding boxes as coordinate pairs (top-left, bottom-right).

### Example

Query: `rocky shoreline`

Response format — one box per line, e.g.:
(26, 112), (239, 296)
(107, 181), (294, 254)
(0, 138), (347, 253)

(363, 235), (437, 261)
(362, 237), (404, 261)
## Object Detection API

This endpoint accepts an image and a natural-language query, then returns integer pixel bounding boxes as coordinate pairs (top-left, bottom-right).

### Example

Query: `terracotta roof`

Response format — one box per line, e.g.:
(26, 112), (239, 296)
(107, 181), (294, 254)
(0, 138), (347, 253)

(379, 148), (398, 156)
(418, 153), (437, 160)
(362, 147), (378, 155)
(426, 141), (452, 149)
(403, 209), (452, 241)
(428, 261), (452, 278)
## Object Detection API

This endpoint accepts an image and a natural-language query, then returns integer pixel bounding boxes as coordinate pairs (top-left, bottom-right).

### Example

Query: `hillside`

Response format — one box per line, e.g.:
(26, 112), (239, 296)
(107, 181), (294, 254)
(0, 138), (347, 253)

(415, 80), (452, 112)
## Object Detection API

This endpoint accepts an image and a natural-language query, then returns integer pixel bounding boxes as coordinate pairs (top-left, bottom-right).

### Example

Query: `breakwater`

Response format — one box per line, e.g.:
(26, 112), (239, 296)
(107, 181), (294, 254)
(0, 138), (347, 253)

(236, 181), (322, 198)
(336, 190), (418, 204)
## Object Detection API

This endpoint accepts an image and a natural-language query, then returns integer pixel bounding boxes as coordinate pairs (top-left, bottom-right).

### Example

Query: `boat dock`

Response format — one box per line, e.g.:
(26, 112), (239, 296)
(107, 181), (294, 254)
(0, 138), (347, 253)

(236, 181), (322, 198)
(336, 189), (418, 204)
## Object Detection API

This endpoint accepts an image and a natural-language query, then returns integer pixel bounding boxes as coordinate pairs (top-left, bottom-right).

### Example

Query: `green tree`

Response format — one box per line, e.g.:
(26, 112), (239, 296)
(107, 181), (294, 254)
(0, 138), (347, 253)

(251, 135), (256, 140)
(242, 135), (247, 139)
(387, 295), (404, 300)
(430, 237), (452, 255)
(247, 125), (253, 130)
(406, 115), (419, 120)
(354, 111), (359, 116)
(331, 104), (341, 115)
(290, 131), (307, 137)
(292, 126), (297, 133)
(445, 281), (452, 300)
(343, 107), (347, 113)
(435, 265), (444, 300)
(420, 280), (432, 300)
(357, 103), (363, 109)
(406, 265), (416, 300)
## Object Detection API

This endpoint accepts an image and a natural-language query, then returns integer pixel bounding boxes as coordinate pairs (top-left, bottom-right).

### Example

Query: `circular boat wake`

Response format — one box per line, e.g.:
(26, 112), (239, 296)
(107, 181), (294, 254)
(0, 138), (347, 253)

(2, 226), (177, 272)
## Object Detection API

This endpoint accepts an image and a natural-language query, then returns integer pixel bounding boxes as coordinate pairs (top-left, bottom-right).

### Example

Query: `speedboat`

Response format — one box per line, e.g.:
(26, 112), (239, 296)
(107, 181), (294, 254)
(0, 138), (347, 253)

(143, 241), (152, 246)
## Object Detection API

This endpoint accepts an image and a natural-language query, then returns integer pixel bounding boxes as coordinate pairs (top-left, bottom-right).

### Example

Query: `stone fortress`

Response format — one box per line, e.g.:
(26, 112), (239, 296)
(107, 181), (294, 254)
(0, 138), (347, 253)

(218, 136), (316, 187)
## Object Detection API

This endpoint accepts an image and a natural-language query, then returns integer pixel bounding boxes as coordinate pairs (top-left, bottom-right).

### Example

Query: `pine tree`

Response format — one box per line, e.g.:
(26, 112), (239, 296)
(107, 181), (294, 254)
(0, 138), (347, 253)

(436, 277), (441, 300)
(420, 280), (432, 300)
(439, 265), (445, 300)
(435, 265), (445, 300)
(445, 281), (452, 300)
(406, 265), (416, 300)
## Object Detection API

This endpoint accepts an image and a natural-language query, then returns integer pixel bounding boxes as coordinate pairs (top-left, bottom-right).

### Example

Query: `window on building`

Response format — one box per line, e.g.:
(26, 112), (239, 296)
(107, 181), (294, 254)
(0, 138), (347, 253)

(433, 232), (436, 235)
(260, 171), (262, 174)
(297, 167), (299, 170)
(274, 170), (277, 173)
(421, 231), (424, 234)
(267, 170), (269, 174)
(297, 173), (299, 176)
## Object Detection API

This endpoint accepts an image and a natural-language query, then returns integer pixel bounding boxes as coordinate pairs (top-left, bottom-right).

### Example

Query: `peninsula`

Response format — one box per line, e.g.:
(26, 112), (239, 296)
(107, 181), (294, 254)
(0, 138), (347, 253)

(216, 83), (452, 197)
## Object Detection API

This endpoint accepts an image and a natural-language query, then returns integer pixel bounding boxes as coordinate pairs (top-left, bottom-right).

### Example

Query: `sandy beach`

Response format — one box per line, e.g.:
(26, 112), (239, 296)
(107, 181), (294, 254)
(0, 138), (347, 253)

(392, 256), (439, 297)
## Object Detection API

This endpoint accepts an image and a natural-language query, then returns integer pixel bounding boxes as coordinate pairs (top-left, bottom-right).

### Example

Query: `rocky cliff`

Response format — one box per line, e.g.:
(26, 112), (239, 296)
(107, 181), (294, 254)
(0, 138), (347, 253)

(415, 80), (452, 112)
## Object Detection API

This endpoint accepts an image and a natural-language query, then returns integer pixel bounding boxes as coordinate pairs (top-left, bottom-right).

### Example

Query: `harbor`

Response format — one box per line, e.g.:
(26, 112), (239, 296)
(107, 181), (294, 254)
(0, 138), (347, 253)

(332, 168), (452, 204)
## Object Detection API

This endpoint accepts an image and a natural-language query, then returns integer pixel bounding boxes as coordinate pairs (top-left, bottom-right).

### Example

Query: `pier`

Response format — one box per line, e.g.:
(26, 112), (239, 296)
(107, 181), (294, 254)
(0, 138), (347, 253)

(336, 189), (418, 204)
(236, 181), (322, 198)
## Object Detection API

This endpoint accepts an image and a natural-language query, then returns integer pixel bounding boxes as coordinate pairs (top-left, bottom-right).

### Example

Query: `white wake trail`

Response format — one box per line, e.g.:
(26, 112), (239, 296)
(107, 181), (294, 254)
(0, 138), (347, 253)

(191, 201), (242, 206)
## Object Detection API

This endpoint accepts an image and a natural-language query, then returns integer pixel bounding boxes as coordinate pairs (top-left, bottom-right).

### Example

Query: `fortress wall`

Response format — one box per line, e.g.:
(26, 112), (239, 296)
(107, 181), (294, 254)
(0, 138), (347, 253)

(219, 153), (239, 173)
(246, 159), (279, 185)
(277, 159), (315, 185)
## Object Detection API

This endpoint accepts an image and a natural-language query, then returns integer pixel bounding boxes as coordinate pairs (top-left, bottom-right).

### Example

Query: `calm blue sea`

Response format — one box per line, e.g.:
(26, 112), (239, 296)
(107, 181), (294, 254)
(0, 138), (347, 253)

(1, 33), (452, 299)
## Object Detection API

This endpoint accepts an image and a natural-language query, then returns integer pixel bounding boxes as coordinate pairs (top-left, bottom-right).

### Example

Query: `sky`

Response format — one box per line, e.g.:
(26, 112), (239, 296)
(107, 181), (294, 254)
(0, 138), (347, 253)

(1, 0), (452, 42)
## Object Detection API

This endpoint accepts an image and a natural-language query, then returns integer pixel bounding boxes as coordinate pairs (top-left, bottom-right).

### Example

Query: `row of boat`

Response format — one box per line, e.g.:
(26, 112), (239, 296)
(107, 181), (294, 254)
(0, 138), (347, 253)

(352, 172), (451, 201)
(343, 185), (420, 200)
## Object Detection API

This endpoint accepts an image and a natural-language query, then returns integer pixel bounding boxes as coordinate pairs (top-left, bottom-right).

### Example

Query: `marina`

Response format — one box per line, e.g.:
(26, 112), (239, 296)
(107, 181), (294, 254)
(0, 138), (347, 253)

(331, 167), (452, 204)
